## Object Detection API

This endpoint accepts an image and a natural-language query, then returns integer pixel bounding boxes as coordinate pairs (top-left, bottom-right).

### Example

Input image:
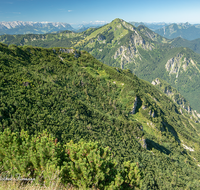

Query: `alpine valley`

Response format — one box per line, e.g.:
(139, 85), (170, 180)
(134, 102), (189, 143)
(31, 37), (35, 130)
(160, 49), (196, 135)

(1, 18), (200, 189)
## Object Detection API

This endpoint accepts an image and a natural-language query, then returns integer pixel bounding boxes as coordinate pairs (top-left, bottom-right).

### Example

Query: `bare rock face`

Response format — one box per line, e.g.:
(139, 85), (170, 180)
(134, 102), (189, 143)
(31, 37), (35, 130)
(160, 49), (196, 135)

(97, 34), (106, 41)
(165, 53), (198, 78)
(149, 109), (155, 118)
(151, 77), (200, 118)
(152, 111), (155, 118)
(130, 97), (138, 114)
(165, 54), (183, 77)
(151, 78), (160, 85)
(59, 48), (80, 58)
(142, 105), (147, 110)
(113, 31), (153, 69)
(137, 137), (147, 149)
(139, 125), (143, 131)
(114, 45), (137, 69)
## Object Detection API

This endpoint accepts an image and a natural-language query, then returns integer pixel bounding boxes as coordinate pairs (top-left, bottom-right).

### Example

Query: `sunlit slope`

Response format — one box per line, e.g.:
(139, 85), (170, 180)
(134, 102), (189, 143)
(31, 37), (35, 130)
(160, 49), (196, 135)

(1, 43), (200, 188)
(1, 18), (200, 113)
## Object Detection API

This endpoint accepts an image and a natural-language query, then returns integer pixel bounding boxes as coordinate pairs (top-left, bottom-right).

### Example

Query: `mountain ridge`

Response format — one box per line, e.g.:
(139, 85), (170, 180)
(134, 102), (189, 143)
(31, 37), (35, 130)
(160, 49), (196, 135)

(0, 21), (74, 35)
(1, 18), (200, 114)
(155, 22), (200, 40)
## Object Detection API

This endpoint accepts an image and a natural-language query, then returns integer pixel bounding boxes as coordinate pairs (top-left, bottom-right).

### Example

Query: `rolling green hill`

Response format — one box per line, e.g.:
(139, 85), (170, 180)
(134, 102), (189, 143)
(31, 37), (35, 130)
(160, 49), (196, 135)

(1, 18), (200, 114)
(1, 43), (200, 188)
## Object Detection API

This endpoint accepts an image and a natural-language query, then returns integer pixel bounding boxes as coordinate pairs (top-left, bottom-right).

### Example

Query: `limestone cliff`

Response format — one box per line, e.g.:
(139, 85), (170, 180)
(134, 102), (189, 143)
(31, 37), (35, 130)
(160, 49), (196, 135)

(113, 32), (153, 69)
(165, 53), (199, 78)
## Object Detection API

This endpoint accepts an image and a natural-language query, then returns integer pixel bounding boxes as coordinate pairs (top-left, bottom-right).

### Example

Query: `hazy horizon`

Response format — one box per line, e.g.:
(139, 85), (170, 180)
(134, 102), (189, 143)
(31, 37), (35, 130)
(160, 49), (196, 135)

(0, 0), (200, 25)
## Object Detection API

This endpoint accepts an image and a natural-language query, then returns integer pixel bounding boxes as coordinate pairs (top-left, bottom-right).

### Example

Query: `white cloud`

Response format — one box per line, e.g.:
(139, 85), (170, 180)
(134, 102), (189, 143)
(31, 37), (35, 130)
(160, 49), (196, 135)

(82, 20), (108, 25)
(68, 10), (73, 12)
(95, 20), (107, 23)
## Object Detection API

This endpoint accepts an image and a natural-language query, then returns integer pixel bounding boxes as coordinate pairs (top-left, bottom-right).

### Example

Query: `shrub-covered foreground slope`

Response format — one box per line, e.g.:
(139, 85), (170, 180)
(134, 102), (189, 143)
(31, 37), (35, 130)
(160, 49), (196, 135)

(1, 43), (200, 189)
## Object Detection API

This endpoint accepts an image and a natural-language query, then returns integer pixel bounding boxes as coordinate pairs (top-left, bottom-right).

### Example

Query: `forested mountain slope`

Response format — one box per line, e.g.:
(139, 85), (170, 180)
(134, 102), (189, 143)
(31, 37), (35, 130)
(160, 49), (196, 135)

(170, 37), (200, 54)
(1, 18), (200, 114)
(1, 43), (200, 188)
(152, 78), (200, 120)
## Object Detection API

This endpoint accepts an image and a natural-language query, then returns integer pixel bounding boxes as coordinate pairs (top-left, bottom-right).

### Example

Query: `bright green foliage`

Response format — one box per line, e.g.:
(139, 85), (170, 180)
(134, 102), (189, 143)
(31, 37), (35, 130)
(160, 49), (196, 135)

(62, 140), (122, 189)
(0, 129), (63, 185)
(123, 161), (143, 188)
(1, 43), (200, 189)
(0, 130), (143, 189)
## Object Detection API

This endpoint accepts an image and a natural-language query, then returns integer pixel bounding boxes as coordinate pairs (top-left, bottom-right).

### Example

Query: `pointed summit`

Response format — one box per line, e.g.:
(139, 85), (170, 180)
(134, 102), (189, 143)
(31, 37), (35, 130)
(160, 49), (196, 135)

(111, 18), (124, 23)
(109, 18), (137, 31)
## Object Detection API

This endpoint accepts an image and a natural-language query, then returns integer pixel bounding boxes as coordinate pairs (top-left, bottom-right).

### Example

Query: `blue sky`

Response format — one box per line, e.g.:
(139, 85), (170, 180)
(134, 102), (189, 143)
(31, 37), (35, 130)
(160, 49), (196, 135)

(1, 0), (200, 25)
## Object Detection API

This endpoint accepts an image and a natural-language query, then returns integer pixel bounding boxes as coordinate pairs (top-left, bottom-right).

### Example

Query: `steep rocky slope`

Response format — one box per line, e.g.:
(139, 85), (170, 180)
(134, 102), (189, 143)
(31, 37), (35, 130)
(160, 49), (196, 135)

(152, 78), (200, 122)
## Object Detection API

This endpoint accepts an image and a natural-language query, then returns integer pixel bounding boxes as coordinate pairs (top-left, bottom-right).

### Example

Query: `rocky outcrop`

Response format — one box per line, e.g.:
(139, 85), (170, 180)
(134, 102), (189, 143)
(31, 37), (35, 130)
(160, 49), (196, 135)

(58, 48), (80, 58)
(152, 78), (200, 121)
(113, 31), (153, 69)
(97, 34), (106, 41)
(140, 137), (147, 149)
(151, 78), (160, 85)
(140, 138), (147, 149)
(149, 109), (155, 118)
(136, 136), (147, 149)
(114, 45), (137, 69)
(142, 105), (147, 110)
(130, 97), (138, 114)
(165, 53), (198, 78)
(165, 54), (183, 78)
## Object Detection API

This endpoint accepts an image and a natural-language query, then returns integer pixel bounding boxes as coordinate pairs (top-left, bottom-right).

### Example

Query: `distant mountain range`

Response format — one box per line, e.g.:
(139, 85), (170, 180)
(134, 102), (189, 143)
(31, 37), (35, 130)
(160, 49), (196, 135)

(155, 22), (200, 40)
(129, 21), (170, 31)
(0, 21), (74, 35)
(2, 21), (200, 41)
(130, 21), (200, 41)
(0, 21), (108, 35)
